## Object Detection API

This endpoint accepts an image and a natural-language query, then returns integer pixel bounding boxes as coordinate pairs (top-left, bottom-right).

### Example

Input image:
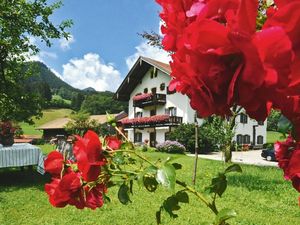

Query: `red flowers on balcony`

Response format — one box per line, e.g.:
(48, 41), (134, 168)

(132, 93), (153, 101)
(121, 114), (170, 126)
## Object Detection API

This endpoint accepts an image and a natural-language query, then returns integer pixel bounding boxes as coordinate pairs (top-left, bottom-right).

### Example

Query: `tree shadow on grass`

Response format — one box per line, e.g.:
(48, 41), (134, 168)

(0, 168), (50, 192)
(227, 174), (285, 192)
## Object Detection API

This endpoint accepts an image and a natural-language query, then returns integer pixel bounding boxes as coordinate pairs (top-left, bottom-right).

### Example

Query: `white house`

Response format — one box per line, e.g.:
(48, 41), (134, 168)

(115, 56), (267, 148)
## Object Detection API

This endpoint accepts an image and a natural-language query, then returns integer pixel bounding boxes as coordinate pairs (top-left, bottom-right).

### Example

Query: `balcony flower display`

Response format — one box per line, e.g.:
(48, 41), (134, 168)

(132, 93), (153, 102)
(121, 114), (170, 126)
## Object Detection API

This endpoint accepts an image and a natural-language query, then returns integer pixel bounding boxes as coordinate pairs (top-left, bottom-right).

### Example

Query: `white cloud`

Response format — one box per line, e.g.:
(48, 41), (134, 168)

(60, 53), (122, 92)
(59, 35), (75, 51)
(125, 42), (171, 69)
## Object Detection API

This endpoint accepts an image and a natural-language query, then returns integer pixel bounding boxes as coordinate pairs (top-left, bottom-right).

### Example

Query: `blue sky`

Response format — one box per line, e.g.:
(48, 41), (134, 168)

(32, 0), (170, 92)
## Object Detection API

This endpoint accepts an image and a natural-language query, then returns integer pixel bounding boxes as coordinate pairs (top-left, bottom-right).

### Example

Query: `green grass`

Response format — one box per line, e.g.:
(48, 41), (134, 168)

(20, 108), (73, 136)
(0, 152), (299, 225)
(52, 95), (71, 105)
(267, 131), (286, 144)
(36, 144), (56, 154)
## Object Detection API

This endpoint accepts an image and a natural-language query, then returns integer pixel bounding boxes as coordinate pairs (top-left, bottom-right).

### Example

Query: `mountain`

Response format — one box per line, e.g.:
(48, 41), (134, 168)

(82, 87), (97, 93)
(27, 61), (76, 91)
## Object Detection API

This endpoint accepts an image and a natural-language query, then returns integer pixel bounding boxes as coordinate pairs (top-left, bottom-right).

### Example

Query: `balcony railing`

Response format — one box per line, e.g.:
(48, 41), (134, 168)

(121, 115), (183, 128)
(133, 93), (166, 108)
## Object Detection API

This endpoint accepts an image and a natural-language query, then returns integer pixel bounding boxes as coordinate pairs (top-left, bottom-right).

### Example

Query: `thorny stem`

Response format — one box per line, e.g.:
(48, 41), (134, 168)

(113, 126), (219, 215)
(115, 126), (129, 142)
(176, 180), (219, 215)
(111, 149), (157, 168)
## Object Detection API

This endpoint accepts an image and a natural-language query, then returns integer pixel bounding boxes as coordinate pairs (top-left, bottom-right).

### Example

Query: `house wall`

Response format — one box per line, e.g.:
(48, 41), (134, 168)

(128, 69), (192, 121)
(124, 61), (267, 147)
(234, 115), (267, 145)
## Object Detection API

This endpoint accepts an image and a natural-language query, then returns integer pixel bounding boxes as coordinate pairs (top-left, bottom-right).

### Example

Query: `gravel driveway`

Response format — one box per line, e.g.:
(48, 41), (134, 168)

(188, 150), (278, 167)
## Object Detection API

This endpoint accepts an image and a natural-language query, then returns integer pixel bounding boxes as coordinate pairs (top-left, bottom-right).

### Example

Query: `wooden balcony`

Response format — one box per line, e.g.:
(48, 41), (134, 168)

(133, 93), (166, 108)
(121, 115), (183, 129)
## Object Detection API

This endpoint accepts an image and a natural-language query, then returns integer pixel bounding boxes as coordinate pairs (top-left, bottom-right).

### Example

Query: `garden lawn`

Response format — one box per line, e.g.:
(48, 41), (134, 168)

(20, 108), (73, 136)
(267, 131), (285, 144)
(0, 153), (299, 225)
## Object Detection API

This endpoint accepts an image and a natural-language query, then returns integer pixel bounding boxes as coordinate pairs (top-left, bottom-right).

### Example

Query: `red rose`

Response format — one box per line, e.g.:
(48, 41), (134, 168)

(45, 171), (81, 208)
(83, 183), (107, 209)
(73, 130), (106, 182)
(106, 136), (122, 150)
(44, 151), (64, 177)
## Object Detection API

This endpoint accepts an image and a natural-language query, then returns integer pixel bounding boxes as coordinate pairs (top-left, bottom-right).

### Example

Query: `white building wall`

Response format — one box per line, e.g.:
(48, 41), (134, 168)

(234, 116), (267, 144)
(125, 62), (267, 146)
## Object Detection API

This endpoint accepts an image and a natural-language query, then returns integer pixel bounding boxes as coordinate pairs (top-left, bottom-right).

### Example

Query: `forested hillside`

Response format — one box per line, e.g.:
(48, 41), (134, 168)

(25, 61), (128, 114)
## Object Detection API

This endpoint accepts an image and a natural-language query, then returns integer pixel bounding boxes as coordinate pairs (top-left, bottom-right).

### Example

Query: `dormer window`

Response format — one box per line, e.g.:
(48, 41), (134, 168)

(160, 83), (165, 91)
(240, 113), (248, 124)
(150, 68), (158, 79)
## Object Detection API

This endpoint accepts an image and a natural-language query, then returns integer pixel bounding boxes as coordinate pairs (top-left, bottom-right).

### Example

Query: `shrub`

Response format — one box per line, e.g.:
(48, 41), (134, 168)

(156, 140), (186, 154)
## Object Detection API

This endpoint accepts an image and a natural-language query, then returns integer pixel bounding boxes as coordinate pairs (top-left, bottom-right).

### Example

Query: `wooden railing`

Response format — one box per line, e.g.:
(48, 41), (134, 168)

(133, 93), (166, 108)
(121, 115), (183, 128)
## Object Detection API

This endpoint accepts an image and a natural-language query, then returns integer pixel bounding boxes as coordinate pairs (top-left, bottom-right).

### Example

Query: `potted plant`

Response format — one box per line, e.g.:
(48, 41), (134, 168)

(0, 121), (16, 147)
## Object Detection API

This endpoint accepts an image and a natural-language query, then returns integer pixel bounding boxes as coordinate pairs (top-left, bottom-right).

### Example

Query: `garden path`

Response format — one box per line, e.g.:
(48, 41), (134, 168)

(188, 150), (278, 167)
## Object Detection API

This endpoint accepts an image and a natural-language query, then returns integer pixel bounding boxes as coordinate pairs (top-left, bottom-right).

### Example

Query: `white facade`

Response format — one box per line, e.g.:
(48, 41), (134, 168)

(234, 113), (267, 146)
(115, 57), (267, 148)
(126, 67), (198, 146)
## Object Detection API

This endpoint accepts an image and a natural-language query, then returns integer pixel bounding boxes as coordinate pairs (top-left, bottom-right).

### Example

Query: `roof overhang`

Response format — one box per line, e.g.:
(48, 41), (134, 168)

(114, 56), (171, 101)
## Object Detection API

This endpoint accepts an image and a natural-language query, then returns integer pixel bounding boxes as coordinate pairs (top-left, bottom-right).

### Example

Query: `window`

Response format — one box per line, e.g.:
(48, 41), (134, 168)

(243, 135), (250, 144)
(144, 88), (148, 93)
(150, 109), (156, 116)
(167, 86), (176, 95)
(160, 83), (165, 91)
(236, 134), (243, 145)
(150, 68), (157, 78)
(134, 132), (142, 143)
(165, 132), (170, 141)
(257, 135), (264, 144)
(135, 112), (143, 118)
(258, 121), (264, 125)
(151, 87), (157, 94)
(240, 113), (248, 124)
(166, 107), (177, 116)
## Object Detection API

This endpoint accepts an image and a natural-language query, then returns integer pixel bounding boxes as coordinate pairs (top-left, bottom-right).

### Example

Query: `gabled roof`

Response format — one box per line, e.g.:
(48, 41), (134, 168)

(37, 112), (127, 130)
(114, 56), (171, 101)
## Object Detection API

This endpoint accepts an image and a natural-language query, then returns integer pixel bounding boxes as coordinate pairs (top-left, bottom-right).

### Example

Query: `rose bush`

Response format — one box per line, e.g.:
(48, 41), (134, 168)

(45, 130), (109, 209)
(45, 126), (242, 224)
(156, 0), (300, 203)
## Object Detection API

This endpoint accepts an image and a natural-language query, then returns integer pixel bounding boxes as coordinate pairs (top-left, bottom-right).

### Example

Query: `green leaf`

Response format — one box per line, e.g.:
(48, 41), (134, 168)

(145, 165), (158, 175)
(175, 191), (189, 203)
(172, 163), (182, 170)
(143, 176), (159, 192)
(206, 173), (227, 197)
(215, 208), (237, 225)
(278, 115), (292, 135)
(118, 183), (131, 205)
(156, 163), (176, 191)
(113, 152), (125, 165)
(121, 142), (134, 150)
(224, 164), (242, 174)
